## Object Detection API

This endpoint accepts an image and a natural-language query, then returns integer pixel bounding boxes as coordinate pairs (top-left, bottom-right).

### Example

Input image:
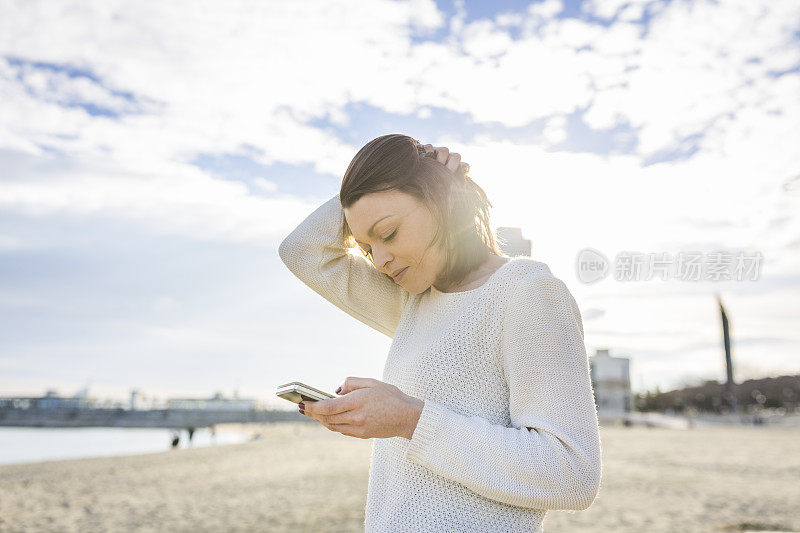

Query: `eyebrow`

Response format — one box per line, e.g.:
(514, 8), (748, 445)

(355, 214), (394, 247)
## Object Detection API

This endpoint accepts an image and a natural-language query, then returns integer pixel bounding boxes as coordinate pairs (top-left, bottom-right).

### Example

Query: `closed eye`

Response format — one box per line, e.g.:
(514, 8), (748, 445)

(360, 229), (397, 258)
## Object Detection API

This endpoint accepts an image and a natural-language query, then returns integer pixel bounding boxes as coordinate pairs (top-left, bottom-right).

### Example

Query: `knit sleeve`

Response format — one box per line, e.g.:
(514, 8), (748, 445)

(403, 274), (602, 511)
(278, 193), (410, 338)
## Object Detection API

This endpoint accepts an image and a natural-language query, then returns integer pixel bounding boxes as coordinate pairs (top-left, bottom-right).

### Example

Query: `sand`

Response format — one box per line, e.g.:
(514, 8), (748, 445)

(1, 422), (798, 532)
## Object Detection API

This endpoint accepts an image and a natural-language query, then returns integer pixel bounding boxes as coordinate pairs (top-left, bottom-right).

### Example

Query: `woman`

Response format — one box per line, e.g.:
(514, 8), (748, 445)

(278, 134), (602, 532)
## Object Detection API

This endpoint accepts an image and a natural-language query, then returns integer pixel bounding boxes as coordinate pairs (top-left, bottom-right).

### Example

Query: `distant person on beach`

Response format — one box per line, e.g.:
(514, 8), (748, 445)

(278, 134), (602, 532)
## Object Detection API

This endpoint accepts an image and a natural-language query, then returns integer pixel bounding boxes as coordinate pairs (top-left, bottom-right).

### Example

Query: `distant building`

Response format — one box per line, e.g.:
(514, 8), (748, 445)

(589, 349), (632, 416)
(129, 389), (144, 410)
(496, 227), (531, 257)
(167, 392), (255, 411)
(0, 389), (97, 410)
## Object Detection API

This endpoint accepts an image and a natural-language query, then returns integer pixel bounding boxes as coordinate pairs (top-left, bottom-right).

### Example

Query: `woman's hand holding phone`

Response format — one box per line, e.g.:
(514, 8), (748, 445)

(300, 376), (424, 440)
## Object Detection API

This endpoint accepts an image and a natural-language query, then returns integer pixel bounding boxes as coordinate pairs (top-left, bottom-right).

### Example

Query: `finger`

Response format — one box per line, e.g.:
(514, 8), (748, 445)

(434, 146), (449, 164)
(310, 412), (340, 429)
(303, 395), (357, 416)
(339, 376), (380, 395)
(445, 152), (461, 172)
(423, 143), (434, 154)
(323, 410), (364, 426)
(303, 412), (326, 426)
(328, 423), (366, 439)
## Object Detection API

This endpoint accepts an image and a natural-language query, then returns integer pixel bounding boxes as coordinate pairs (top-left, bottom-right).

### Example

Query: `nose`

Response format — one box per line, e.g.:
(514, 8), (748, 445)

(372, 246), (393, 273)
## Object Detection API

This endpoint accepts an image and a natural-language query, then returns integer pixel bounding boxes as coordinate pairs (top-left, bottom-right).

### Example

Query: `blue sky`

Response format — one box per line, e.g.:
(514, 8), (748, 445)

(1, 0), (798, 408)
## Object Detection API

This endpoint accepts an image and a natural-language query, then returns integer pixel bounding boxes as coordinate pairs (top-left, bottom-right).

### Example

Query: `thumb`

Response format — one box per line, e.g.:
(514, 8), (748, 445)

(337, 376), (377, 395)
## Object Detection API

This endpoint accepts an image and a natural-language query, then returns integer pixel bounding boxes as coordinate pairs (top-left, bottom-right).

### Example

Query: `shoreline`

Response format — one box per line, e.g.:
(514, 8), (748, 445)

(0, 421), (312, 467)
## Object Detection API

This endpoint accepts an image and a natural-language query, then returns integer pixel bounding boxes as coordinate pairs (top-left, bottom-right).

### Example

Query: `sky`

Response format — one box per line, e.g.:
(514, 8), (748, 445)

(0, 0), (798, 409)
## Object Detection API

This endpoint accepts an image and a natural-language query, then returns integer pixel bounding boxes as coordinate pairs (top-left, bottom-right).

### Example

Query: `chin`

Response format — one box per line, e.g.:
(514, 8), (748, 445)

(402, 282), (428, 296)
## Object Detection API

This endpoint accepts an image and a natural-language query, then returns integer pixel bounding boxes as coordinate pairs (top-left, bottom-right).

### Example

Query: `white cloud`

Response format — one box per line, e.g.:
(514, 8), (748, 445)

(528, 0), (564, 20)
(461, 20), (514, 59)
(582, 0), (653, 21)
(0, 149), (336, 246)
(541, 114), (568, 145)
(252, 178), (278, 193)
(1, 0), (795, 185)
(0, 0), (798, 397)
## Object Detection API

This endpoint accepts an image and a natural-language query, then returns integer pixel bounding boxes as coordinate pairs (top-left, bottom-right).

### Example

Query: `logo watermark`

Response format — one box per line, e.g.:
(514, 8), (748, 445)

(575, 248), (763, 284)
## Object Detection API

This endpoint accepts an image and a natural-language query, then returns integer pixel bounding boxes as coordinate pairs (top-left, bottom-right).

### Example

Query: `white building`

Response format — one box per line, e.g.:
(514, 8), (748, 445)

(589, 349), (632, 416)
(496, 227), (531, 257)
(167, 392), (255, 411)
(129, 389), (145, 410)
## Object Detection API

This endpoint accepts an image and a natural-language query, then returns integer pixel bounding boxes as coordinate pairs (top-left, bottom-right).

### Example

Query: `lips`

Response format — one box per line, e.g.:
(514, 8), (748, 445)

(392, 266), (409, 280)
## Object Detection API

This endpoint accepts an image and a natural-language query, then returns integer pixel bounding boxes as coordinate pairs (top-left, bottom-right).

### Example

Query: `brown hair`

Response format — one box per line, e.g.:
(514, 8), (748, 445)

(339, 133), (506, 288)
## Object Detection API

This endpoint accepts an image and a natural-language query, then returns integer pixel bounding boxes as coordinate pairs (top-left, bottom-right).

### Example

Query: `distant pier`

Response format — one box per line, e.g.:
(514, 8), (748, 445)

(1, 390), (307, 429)
(0, 406), (305, 429)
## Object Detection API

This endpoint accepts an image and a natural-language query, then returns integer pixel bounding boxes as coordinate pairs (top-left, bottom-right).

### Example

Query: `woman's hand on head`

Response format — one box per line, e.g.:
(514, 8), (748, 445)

(422, 144), (469, 175)
(300, 377), (424, 440)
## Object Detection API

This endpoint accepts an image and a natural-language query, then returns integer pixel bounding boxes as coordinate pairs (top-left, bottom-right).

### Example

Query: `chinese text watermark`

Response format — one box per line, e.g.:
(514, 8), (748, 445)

(575, 248), (763, 284)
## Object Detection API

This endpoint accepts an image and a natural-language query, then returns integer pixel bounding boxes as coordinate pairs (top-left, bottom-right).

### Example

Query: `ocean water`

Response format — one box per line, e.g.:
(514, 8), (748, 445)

(0, 426), (252, 466)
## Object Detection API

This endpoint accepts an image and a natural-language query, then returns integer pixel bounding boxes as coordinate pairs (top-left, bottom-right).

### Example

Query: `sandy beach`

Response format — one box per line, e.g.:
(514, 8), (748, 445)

(1, 421), (798, 532)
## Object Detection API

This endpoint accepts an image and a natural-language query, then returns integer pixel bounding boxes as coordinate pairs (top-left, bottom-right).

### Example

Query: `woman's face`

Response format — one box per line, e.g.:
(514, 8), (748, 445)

(343, 189), (446, 294)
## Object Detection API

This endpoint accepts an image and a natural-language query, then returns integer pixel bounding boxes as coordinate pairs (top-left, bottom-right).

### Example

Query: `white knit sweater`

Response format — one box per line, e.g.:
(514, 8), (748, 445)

(278, 193), (602, 532)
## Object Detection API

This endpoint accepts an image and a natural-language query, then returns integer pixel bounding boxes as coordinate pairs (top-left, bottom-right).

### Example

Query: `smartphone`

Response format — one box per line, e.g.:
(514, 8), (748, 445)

(276, 381), (336, 404)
